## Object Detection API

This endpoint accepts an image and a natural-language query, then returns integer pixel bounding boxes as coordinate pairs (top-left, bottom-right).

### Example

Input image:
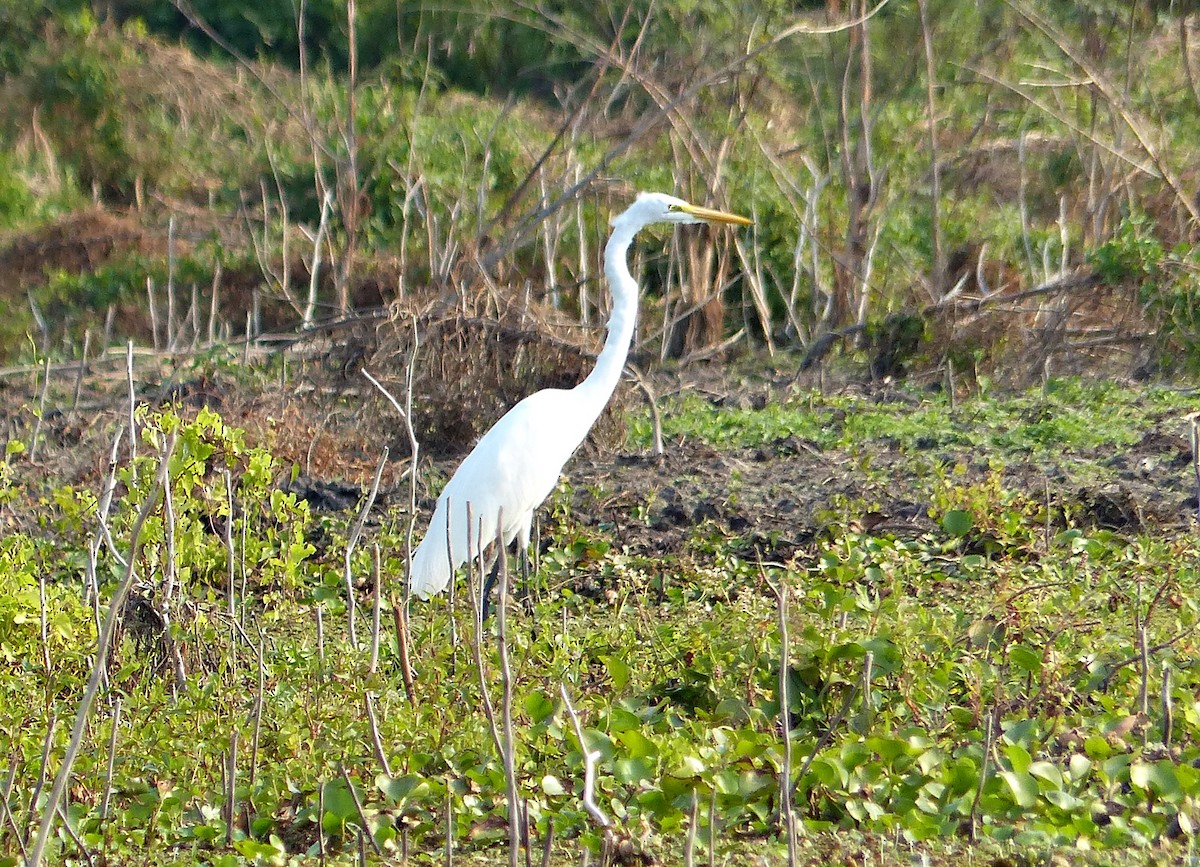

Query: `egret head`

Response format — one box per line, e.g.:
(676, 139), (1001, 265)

(613, 191), (753, 231)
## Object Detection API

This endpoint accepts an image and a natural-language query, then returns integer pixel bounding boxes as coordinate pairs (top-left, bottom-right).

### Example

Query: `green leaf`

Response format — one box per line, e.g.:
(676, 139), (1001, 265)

(1068, 753), (1092, 782)
(605, 708), (641, 733)
(614, 757), (656, 786)
(524, 691), (556, 724)
(999, 770), (1038, 808)
(377, 774), (428, 805)
(321, 778), (359, 822)
(1008, 644), (1042, 673)
(1004, 743), (1032, 776)
(942, 509), (973, 537)
(541, 775), (566, 796)
(616, 728), (658, 760)
(667, 754), (706, 778)
(601, 654), (631, 690)
(1028, 761), (1063, 790)
(1131, 761), (1181, 800)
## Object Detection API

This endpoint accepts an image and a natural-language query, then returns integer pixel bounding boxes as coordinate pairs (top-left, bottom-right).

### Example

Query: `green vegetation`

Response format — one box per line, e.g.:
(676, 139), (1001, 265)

(632, 379), (1191, 458)
(2, 380), (1198, 864)
(3, 0), (1200, 368)
(3, 0), (1200, 863)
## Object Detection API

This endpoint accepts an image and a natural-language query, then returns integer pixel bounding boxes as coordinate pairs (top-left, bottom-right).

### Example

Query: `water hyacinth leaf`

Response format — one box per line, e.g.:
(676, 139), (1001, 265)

(605, 707), (641, 733)
(1000, 770), (1039, 808)
(1004, 743), (1032, 776)
(942, 509), (973, 537)
(1130, 761), (1182, 800)
(667, 753), (706, 778)
(377, 774), (429, 804)
(524, 690), (556, 724)
(601, 654), (632, 690)
(614, 757), (656, 785)
(713, 769), (741, 796)
(1068, 753), (1092, 782)
(616, 728), (658, 759)
(1029, 761), (1063, 790)
(581, 729), (616, 763)
(1008, 644), (1042, 673)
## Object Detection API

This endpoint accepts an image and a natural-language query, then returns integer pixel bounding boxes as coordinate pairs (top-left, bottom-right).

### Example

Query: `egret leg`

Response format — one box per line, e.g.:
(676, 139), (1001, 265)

(518, 542), (533, 613)
(481, 555), (502, 622)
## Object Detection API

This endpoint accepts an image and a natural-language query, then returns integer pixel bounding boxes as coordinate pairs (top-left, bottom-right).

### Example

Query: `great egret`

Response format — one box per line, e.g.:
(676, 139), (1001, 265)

(409, 191), (752, 600)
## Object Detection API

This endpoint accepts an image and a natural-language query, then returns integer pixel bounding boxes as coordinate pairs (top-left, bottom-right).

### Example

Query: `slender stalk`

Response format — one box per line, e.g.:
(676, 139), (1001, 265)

(100, 698), (122, 820)
(126, 342), (137, 480)
(560, 686), (610, 830)
(969, 710), (995, 842)
(1162, 663), (1173, 747)
(364, 692), (394, 776)
(916, 0), (943, 295)
(29, 355), (50, 460)
(370, 543), (383, 674)
(0, 758), (26, 860)
(28, 433), (176, 867)
(70, 330), (89, 417)
(38, 572), (51, 675)
(249, 637), (265, 793)
(338, 765), (383, 856)
(344, 448), (389, 650)
(496, 518), (520, 867)
(769, 573), (797, 867)
(707, 786), (716, 867)
(55, 801), (92, 867)
(224, 469), (236, 618)
(466, 505), (503, 767)
(1188, 413), (1200, 523)
(225, 730), (238, 848)
(540, 816), (554, 867)
(683, 789), (698, 867)
(391, 598), (416, 704)
(24, 714), (57, 846)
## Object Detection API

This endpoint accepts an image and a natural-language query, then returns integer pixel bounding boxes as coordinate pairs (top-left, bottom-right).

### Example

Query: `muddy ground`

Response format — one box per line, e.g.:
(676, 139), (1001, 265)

(5, 351), (1193, 590)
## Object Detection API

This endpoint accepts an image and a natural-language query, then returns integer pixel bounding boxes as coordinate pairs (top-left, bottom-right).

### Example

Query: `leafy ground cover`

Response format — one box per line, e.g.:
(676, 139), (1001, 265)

(2, 368), (1198, 865)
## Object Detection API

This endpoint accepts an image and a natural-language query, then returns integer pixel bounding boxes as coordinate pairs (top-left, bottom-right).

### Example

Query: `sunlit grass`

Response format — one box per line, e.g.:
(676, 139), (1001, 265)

(4, 380), (1200, 864)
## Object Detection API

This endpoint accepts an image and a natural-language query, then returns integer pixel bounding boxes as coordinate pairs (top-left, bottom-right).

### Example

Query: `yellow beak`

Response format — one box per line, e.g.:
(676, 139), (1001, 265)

(679, 203), (754, 226)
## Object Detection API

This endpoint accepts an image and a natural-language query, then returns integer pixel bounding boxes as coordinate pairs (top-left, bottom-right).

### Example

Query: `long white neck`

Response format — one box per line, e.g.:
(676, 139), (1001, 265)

(574, 218), (639, 410)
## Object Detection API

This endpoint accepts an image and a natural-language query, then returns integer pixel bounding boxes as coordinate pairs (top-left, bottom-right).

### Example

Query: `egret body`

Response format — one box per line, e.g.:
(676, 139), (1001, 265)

(409, 192), (751, 599)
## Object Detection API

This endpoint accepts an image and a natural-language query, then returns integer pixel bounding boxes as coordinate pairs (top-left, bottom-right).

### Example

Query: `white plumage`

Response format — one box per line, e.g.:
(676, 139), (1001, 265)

(409, 192), (751, 599)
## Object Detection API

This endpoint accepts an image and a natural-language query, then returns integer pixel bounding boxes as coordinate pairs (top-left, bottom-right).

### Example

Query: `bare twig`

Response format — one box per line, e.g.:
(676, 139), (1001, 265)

(683, 789), (698, 867)
(560, 685), (611, 830)
(224, 469), (237, 618)
(0, 757), (26, 860)
(1187, 412), (1200, 522)
(370, 543), (383, 673)
(1162, 663), (1174, 747)
(28, 433), (176, 867)
(917, 0), (943, 297)
(344, 448), (389, 650)
(100, 698), (122, 820)
(364, 691), (393, 776)
(626, 365), (663, 456)
(339, 765), (383, 856)
(249, 635), (266, 792)
(225, 730), (238, 848)
(29, 356), (50, 461)
(495, 519), (521, 867)
(968, 710), (995, 842)
(765, 570), (797, 867)
(390, 598), (416, 704)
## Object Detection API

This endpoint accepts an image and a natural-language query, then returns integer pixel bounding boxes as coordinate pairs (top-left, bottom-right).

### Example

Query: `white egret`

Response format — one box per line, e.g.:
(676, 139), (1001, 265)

(409, 191), (752, 600)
